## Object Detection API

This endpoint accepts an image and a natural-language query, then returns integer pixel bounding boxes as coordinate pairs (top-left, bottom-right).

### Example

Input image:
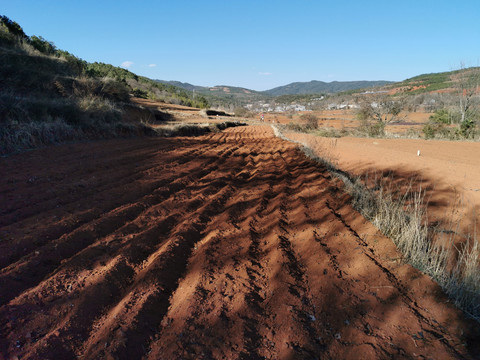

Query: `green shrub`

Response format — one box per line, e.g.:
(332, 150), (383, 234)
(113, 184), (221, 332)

(459, 118), (477, 139)
(422, 123), (439, 139)
(0, 15), (27, 40)
(424, 108), (477, 140)
(132, 88), (149, 99)
(29, 35), (56, 55)
(429, 109), (451, 124)
(359, 119), (385, 137)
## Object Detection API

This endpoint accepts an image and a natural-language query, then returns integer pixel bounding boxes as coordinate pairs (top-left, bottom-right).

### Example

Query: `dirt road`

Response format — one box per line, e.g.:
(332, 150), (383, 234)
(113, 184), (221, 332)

(0, 126), (478, 359)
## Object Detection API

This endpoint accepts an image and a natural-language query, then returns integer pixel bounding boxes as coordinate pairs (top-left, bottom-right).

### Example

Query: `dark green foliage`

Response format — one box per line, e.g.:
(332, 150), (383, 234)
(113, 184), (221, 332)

(459, 118), (477, 139)
(0, 15), (27, 40)
(132, 88), (149, 99)
(423, 108), (477, 140)
(422, 123), (441, 139)
(86, 62), (138, 81)
(194, 95), (209, 109)
(55, 49), (86, 76)
(429, 109), (451, 124)
(29, 35), (56, 54)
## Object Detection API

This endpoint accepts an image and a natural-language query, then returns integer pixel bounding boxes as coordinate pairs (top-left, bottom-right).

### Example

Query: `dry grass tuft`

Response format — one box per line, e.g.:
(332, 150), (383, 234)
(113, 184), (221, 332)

(272, 124), (480, 322)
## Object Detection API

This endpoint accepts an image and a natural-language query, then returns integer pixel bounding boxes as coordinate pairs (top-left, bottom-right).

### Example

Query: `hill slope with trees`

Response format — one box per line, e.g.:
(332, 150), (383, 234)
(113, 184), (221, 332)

(0, 15), (210, 154)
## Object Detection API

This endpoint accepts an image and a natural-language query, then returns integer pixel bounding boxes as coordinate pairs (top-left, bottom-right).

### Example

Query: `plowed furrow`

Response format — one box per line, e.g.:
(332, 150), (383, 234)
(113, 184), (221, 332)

(0, 139), (231, 269)
(2, 171), (237, 359)
(0, 140), (172, 222)
(0, 141), (243, 299)
(85, 188), (236, 360)
(1, 125), (477, 360)
(323, 200), (465, 357)
(274, 168), (324, 357)
(147, 145), (284, 359)
(0, 136), (221, 228)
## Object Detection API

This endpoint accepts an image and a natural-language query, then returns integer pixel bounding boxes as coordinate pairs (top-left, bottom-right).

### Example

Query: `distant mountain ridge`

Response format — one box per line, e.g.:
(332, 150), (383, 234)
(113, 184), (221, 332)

(262, 80), (393, 96)
(155, 80), (205, 92)
(154, 80), (268, 107)
(155, 80), (264, 95)
(156, 79), (393, 97)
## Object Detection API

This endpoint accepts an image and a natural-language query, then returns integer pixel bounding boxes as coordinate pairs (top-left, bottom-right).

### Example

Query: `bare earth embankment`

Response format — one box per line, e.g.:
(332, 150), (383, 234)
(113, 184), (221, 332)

(1, 126), (479, 359)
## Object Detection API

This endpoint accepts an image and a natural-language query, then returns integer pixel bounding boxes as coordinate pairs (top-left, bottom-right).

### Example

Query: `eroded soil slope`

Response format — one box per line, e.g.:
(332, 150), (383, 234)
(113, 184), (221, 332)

(0, 126), (478, 359)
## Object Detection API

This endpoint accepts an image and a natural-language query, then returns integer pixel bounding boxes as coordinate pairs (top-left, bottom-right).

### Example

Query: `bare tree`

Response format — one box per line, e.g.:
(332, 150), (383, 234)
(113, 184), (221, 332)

(454, 65), (480, 121)
(356, 94), (406, 136)
(452, 64), (480, 137)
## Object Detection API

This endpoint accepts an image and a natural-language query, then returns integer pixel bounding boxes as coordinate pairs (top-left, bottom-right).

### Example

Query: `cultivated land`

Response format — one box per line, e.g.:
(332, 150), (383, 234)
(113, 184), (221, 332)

(1, 125), (479, 359)
(265, 110), (433, 134)
(284, 131), (480, 238)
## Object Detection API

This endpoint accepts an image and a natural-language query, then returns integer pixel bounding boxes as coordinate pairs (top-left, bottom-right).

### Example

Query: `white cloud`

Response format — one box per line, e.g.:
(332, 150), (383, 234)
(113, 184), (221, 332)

(259, 72), (272, 76)
(121, 61), (134, 68)
(148, 64), (157, 68)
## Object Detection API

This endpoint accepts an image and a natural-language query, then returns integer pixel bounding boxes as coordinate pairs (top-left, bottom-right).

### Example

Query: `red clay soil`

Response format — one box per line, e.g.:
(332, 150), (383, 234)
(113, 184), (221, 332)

(283, 132), (480, 239)
(0, 126), (478, 359)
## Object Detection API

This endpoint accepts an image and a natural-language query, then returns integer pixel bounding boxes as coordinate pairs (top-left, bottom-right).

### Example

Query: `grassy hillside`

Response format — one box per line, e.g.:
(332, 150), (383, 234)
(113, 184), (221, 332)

(374, 68), (480, 95)
(386, 71), (457, 94)
(0, 16), (209, 155)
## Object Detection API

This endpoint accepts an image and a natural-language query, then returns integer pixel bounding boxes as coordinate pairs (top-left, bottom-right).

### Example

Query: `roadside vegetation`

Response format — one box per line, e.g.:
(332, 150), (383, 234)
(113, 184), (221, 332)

(273, 124), (480, 322)
(344, 174), (479, 321)
(0, 16), (209, 155)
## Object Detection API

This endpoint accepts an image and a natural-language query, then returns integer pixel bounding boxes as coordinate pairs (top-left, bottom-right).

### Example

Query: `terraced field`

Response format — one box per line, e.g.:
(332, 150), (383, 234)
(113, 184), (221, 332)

(0, 125), (478, 359)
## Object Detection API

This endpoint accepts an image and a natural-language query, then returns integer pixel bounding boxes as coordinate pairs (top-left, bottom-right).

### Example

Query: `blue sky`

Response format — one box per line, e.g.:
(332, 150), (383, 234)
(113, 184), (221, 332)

(3, 0), (480, 90)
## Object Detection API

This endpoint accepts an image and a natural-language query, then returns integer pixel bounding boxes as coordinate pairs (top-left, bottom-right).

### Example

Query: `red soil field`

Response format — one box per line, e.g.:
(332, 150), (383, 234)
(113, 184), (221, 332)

(263, 110), (433, 135)
(1, 126), (478, 359)
(284, 132), (480, 239)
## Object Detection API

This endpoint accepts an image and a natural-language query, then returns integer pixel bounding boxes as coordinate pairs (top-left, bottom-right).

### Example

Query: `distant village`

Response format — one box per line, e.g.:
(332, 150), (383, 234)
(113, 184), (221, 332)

(245, 96), (361, 113)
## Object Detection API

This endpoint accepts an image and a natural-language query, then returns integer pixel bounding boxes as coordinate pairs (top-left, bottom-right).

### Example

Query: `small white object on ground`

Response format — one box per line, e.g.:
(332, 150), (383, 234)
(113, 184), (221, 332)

(417, 150), (421, 156)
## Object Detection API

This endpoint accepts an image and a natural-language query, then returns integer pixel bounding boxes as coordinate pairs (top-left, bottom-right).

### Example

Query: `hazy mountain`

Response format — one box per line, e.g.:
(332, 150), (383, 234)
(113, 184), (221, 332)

(157, 79), (393, 98)
(155, 80), (264, 96)
(155, 81), (270, 107)
(155, 80), (205, 92)
(262, 80), (393, 96)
